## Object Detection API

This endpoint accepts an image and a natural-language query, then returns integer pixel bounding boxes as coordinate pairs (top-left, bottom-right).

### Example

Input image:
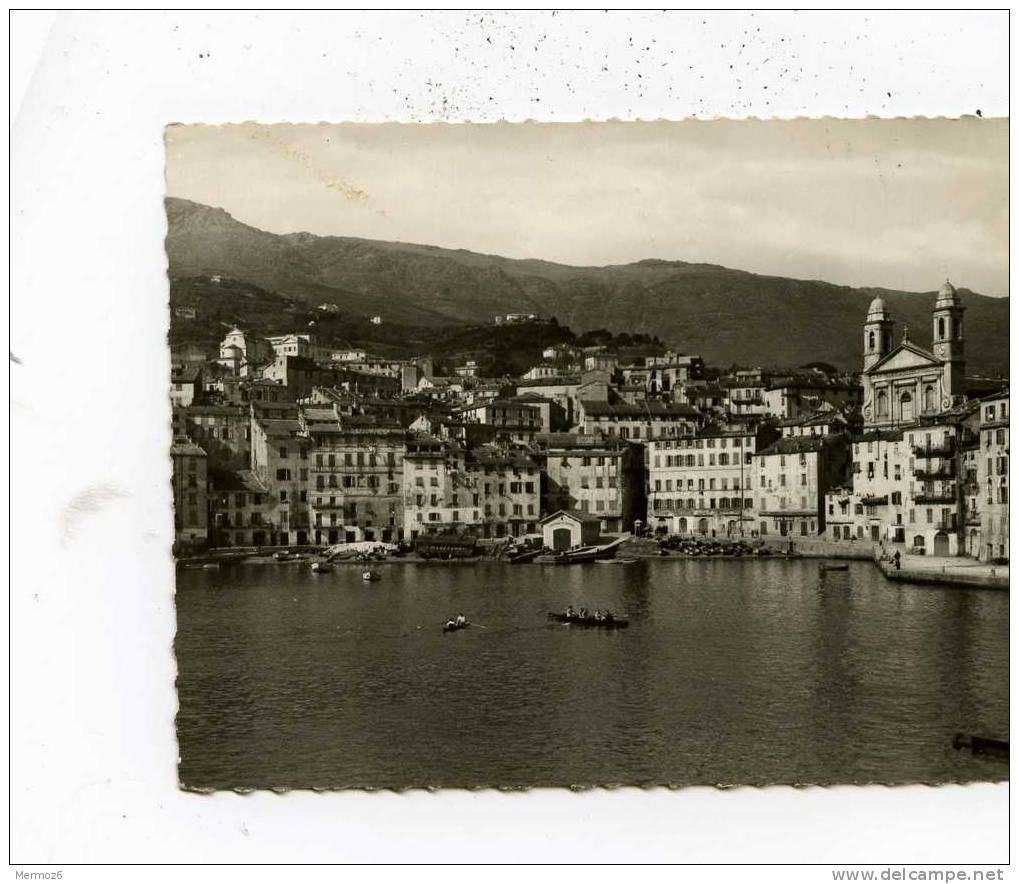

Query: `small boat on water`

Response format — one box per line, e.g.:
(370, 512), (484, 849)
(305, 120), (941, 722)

(547, 612), (629, 629)
(953, 733), (1009, 761)
(443, 619), (471, 633)
(311, 561), (333, 573)
(819, 563), (849, 572)
(362, 569), (381, 582)
(597, 557), (638, 565)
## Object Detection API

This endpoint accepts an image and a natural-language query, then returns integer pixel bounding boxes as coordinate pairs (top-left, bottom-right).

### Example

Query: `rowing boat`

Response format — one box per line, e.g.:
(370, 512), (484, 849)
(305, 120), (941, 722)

(546, 613), (629, 629)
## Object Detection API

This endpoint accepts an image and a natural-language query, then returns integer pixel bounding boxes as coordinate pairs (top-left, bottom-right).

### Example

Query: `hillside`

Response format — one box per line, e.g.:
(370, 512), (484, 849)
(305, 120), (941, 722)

(165, 198), (1010, 375)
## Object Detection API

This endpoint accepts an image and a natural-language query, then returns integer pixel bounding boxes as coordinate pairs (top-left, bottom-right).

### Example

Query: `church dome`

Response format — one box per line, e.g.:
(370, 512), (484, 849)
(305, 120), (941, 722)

(866, 296), (889, 320)
(935, 279), (960, 308)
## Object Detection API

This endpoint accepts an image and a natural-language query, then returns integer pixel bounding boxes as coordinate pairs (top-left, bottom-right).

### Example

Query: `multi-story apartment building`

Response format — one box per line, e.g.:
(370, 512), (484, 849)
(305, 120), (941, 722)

(907, 411), (978, 556)
(961, 432), (982, 557)
(173, 404), (251, 470)
(755, 434), (851, 538)
(170, 365), (201, 407)
(306, 417), (406, 545)
(536, 433), (643, 533)
(978, 390), (1009, 562)
(249, 415), (312, 546)
(779, 406), (857, 439)
(516, 375), (582, 427)
(208, 469), (272, 548)
(454, 398), (544, 443)
(402, 436), (540, 539)
(722, 370), (770, 417)
(578, 400), (701, 441)
(824, 407), (978, 554)
(763, 377), (862, 420)
(469, 445), (541, 537)
(824, 429), (909, 543)
(171, 440), (209, 551)
(646, 424), (780, 537)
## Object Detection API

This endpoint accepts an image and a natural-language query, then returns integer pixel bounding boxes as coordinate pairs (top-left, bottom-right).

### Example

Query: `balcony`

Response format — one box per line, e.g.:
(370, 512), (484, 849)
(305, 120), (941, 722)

(859, 494), (888, 507)
(913, 440), (956, 458)
(913, 492), (957, 505)
(914, 467), (955, 481)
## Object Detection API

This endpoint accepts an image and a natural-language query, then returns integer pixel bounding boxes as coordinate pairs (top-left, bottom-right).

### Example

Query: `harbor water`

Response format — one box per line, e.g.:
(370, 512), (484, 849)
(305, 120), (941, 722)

(175, 559), (1009, 789)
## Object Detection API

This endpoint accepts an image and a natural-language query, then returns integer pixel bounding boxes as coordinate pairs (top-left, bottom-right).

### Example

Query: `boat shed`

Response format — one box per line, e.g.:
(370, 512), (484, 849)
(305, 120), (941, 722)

(540, 509), (602, 551)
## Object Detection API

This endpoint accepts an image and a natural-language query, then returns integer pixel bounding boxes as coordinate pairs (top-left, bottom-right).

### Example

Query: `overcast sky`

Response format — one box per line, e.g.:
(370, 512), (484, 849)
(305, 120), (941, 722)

(166, 119), (1008, 296)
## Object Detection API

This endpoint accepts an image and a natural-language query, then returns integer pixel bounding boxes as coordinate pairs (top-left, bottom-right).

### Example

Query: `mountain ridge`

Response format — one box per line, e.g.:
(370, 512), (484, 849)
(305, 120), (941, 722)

(164, 197), (1009, 375)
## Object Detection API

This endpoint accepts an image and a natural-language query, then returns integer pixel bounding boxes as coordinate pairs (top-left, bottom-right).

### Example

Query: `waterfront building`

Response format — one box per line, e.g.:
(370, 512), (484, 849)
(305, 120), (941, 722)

(305, 416), (406, 544)
(171, 440), (209, 551)
(905, 408), (979, 556)
(469, 444), (542, 537)
(540, 509), (602, 550)
(402, 435), (540, 539)
(208, 469), (272, 547)
(961, 431), (982, 557)
(824, 405), (978, 554)
(646, 423), (780, 537)
(860, 282), (966, 429)
(535, 433), (644, 534)
(823, 429), (908, 544)
(978, 390), (1009, 561)
(249, 415), (312, 546)
(754, 434), (851, 538)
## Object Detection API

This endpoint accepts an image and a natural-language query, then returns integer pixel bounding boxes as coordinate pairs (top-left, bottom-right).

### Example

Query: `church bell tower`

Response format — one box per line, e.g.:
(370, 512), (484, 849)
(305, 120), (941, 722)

(863, 297), (894, 371)
(932, 280), (965, 397)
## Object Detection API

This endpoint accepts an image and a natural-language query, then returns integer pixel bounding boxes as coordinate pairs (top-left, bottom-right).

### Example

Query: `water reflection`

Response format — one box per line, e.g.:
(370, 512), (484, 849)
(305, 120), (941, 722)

(175, 559), (1008, 789)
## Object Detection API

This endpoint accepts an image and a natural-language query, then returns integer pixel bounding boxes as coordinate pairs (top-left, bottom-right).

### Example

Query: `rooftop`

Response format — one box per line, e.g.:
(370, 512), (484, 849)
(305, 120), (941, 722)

(540, 508), (602, 525)
(582, 400), (700, 419)
(171, 440), (206, 457)
(757, 435), (846, 457)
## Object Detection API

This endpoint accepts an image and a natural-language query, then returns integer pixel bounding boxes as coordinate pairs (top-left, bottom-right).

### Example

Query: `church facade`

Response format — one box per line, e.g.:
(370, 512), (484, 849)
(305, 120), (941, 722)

(860, 281), (966, 430)
(826, 281), (978, 557)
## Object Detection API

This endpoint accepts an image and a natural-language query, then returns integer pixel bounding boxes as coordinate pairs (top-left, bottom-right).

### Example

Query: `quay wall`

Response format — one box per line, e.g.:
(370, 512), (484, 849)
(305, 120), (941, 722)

(760, 538), (877, 561)
(874, 558), (1009, 591)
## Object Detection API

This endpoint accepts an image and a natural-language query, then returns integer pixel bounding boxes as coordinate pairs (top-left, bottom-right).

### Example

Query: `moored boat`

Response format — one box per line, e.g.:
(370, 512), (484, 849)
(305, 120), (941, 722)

(362, 569), (381, 581)
(311, 561), (333, 573)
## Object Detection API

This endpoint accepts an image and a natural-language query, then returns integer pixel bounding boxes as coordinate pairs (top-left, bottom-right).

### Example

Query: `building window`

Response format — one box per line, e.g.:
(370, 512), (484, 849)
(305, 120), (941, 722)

(877, 390), (888, 418)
